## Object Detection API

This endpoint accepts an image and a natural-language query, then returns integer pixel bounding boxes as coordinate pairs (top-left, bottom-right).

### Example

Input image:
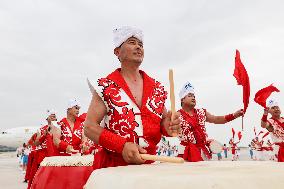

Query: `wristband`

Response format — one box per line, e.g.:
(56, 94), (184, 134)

(99, 129), (127, 154)
(261, 114), (268, 122)
(225, 114), (235, 122)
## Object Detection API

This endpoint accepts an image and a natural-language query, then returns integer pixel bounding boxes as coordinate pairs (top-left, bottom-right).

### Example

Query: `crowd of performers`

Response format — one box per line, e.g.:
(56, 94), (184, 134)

(21, 99), (101, 188)
(250, 132), (277, 161)
(17, 26), (284, 188)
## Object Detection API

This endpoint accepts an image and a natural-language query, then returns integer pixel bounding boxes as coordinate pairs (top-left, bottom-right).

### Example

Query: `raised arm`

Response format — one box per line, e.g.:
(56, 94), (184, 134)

(261, 108), (274, 132)
(33, 130), (43, 146)
(206, 109), (243, 124)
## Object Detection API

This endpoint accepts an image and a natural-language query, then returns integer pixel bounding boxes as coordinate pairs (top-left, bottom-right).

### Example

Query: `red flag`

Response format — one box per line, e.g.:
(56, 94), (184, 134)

(238, 131), (242, 141)
(233, 50), (250, 113)
(254, 84), (280, 108)
(232, 128), (235, 139)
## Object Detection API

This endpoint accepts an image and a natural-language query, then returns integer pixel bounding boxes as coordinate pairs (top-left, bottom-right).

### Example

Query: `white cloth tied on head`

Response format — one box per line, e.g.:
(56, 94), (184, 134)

(46, 109), (56, 119)
(67, 99), (80, 109)
(113, 26), (143, 48)
(179, 82), (195, 100)
(267, 99), (278, 108)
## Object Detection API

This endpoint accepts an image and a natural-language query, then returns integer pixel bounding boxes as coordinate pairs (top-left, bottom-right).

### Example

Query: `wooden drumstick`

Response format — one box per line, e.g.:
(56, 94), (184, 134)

(140, 154), (184, 163)
(169, 69), (177, 137)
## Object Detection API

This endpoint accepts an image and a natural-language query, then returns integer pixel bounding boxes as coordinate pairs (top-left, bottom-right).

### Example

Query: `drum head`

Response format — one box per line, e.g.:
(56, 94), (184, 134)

(209, 140), (223, 154)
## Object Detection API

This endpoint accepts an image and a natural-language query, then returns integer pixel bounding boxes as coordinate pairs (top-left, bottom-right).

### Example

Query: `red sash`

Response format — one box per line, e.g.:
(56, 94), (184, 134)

(179, 109), (211, 160)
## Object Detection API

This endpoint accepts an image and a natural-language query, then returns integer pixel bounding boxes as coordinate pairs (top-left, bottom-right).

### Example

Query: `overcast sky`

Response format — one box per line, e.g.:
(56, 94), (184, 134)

(1, 0), (284, 145)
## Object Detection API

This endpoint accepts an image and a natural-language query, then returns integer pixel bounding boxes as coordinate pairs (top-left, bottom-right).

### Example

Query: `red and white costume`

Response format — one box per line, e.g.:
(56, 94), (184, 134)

(178, 108), (211, 162)
(267, 117), (284, 162)
(93, 68), (167, 169)
(58, 118), (84, 154)
(229, 139), (239, 161)
(24, 133), (37, 182)
(28, 125), (57, 189)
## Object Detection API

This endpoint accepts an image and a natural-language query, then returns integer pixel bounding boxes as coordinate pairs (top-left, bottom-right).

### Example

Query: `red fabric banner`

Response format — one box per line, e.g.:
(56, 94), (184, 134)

(233, 50), (250, 113)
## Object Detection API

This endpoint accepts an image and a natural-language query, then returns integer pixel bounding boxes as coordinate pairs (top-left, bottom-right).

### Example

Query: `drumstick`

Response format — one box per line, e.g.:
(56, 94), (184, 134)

(169, 69), (177, 137)
(140, 154), (184, 163)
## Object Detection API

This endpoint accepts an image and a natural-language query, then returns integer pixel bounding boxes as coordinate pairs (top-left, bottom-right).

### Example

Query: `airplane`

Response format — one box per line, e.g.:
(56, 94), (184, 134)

(0, 126), (40, 148)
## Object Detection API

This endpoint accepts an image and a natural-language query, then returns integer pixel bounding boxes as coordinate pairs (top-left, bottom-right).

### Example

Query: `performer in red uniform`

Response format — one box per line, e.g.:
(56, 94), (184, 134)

(27, 110), (60, 189)
(23, 133), (37, 183)
(84, 26), (181, 169)
(261, 99), (284, 162)
(229, 138), (240, 161)
(177, 82), (243, 162)
(57, 99), (89, 155)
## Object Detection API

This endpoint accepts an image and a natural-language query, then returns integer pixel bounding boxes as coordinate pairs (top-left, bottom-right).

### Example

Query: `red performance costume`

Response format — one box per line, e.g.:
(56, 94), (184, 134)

(58, 117), (84, 154)
(261, 99), (284, 162)
(177, 82), (239, 162)
(267, 117), (284, 162)
(24, 133), (37, 183)
(178, 108), (210, 161)
(93, 68), (167, 169)
(28, 124), (56, 189)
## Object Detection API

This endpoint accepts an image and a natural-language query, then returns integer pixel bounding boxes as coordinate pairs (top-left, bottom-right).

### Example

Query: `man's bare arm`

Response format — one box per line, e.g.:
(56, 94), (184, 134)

(206, 109), (243, 124)
(84, 90), (107, 144)
(261, 108), (274, 132)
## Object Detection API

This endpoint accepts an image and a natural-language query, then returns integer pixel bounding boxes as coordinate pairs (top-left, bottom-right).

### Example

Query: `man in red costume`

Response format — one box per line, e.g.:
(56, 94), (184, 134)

(261, 99), (284, 162)
(229, 138), (240, 161)
(177, 82), (243, 162)
(57, 99), (89, 155)
(23, 133), (37, 183)
(27, 110), (60, 189)
(84, 26), (181, 169)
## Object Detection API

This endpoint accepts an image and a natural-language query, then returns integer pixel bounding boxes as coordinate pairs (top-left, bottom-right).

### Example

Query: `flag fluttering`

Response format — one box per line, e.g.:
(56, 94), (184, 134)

(232, 128), (235, 139)
(233, 50), (250, 114)
(238, 131), (242, 141)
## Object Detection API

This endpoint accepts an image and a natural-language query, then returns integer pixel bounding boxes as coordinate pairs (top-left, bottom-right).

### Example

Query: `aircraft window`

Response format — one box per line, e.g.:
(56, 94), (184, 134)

(2, 131), (7, 134)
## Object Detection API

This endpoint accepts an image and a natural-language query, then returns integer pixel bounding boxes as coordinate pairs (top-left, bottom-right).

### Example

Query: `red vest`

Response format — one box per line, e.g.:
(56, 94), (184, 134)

(59, 118), (84, 151)
(95, 69), (167, 155)
(268, 117), (284, 162)
(268, 117), (284, 143)
(178, 108), (211, 161)
(38, 125), (49, 149)
(178, 108), (207, 144)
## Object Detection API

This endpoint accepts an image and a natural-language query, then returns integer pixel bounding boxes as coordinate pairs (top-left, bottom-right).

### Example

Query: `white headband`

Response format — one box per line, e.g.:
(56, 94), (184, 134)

(46, 109), (56, 119)
(267, 99), (278, 108)
(179, 82), (195, 100)
(113, 26), (143, 48)
(67, 99), (80, 110)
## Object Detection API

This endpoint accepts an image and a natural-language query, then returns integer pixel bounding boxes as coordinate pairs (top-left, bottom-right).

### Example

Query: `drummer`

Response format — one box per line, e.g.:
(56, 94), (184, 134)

(84, 26), (181, 169)
(177, 82), (243, 162)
